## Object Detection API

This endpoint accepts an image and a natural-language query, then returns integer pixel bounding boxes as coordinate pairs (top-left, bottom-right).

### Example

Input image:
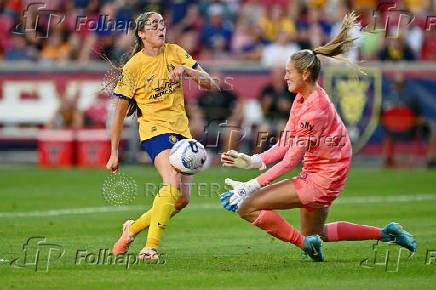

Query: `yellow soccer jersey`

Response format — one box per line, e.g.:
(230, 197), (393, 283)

(113, 43), (198, 141)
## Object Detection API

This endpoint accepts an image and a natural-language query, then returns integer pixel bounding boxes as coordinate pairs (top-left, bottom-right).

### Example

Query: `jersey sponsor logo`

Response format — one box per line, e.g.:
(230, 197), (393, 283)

(149, 79), (181, 100)
(168, 135), (177, 144)
(324, 67), (382, 153)
(300, 121), (313, 132)
(167, 64), (175, 72)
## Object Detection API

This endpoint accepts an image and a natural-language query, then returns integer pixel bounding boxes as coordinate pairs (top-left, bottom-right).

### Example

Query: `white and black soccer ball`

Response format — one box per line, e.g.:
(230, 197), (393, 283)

(169, 139), (207, 175)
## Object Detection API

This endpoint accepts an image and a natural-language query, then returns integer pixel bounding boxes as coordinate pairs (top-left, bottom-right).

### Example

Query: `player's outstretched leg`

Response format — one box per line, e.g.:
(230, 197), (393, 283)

(129, 210), (152, 235)
(323, 221), (382, 241)
(324, 221), (416, 252)
(238, 180), (324, 262)
(115, 180), (190, 259)
(125, 174), (192, 239)
(142, 185), (179, 257)
(112, 220), (135, 255)
(251, 210), (305, 248)
(250, 210), (324, 262)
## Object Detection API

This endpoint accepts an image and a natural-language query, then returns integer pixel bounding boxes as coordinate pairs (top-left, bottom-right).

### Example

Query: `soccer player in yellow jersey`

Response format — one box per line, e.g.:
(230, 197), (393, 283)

(106, 11), (219, 260)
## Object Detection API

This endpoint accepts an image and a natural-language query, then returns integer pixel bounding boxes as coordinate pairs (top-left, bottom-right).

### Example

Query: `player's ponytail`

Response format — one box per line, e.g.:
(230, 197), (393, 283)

(290, 12), (362, 83)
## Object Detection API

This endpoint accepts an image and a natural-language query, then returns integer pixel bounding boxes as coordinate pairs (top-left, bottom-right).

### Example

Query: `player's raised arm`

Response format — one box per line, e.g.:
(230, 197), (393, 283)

(220, 150), (266, 170)
(169, 64), (219, 91)
(187, 64), (220, 90)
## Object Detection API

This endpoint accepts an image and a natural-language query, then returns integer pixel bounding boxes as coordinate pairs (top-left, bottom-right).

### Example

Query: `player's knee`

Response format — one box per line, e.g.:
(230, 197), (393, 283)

(237, 207), (256, 222)
(236, 207), (248, 219)
(174, 197), (189, 210)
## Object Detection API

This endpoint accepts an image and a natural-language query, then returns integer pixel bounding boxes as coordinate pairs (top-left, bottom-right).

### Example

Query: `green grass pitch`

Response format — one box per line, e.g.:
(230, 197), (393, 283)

(1, 166), (436, 289)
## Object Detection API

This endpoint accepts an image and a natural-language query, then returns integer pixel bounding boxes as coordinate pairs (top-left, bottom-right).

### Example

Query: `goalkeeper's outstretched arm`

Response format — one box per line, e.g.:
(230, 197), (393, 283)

(221, 150), (266, 170)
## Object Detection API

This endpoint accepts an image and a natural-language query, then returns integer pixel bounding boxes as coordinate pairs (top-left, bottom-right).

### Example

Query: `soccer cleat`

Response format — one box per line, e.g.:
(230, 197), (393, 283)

(381, 222), (417, 252)
(302, 234), (324, 262)
(138, 247), (159, 260)
(112, 220), (135, 255)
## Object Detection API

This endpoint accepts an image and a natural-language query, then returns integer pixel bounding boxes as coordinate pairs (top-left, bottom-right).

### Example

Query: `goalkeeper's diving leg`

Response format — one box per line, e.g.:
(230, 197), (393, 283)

(236, 179), (325, 262)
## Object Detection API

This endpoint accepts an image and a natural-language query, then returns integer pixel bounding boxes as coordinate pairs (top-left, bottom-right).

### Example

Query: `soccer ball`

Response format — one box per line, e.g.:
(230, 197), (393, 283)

(169, 139), (207, 175)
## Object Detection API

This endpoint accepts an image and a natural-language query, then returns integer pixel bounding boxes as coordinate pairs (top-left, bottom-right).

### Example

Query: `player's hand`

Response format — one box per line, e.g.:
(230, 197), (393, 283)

(105, 155), (119, 174)
(168, 65), (185, 82)
(221, 150), (250, 169)
(220, 178), (261, 212)
(220, 191), (239, 212)
(221, 150), (266, 170)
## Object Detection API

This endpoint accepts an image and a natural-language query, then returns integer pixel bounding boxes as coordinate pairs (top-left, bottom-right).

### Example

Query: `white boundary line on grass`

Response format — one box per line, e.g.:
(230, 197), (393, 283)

(1, 193), (436, 218)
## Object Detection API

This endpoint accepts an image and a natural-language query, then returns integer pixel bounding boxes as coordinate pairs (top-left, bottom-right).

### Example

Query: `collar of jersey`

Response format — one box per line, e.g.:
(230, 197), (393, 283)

(140, 44), (166, 58)
(296, 85), (320, 104)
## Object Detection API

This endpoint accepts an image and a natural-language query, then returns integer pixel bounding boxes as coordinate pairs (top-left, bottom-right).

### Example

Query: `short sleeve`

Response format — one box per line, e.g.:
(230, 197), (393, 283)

(174, 44), (198, 69)
(113, 66), (137, 100)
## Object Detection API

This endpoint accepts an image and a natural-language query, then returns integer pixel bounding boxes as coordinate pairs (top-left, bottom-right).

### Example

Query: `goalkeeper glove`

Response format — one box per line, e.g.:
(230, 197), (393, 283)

(221, 150), (266, 170)
(220, 178), (261, 212)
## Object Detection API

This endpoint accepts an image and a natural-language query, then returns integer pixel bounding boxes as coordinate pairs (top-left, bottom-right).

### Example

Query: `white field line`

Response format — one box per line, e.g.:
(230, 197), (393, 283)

(1, 193), (436, 218)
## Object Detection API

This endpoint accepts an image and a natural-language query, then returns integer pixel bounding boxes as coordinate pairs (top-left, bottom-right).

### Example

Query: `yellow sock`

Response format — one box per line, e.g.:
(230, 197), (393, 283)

(146, 185), (179, 247)
(129, 210), (152, 235)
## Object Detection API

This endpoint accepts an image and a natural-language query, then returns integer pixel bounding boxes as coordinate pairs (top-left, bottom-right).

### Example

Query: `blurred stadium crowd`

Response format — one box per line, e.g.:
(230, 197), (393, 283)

(0, 0), (435, 64)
